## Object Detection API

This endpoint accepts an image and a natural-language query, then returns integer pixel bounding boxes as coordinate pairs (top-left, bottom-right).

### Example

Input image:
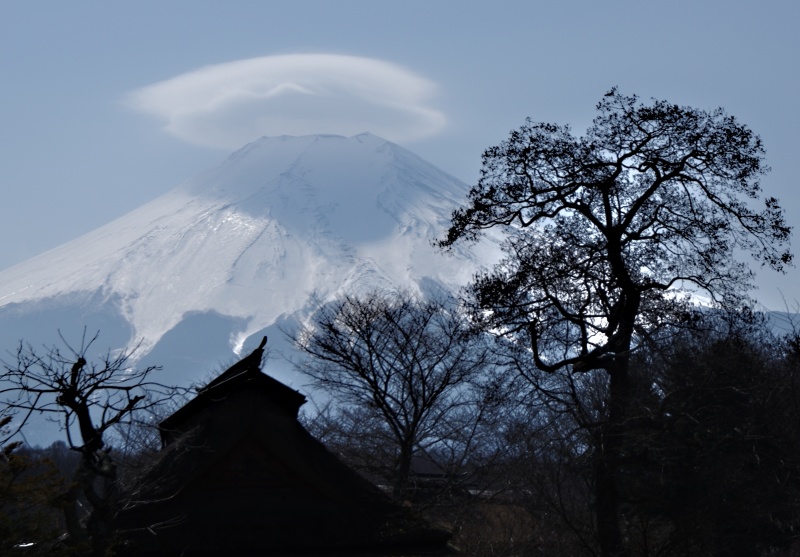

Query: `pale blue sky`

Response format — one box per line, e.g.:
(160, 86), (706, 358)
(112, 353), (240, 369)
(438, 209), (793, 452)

(1, 1), (798, 310)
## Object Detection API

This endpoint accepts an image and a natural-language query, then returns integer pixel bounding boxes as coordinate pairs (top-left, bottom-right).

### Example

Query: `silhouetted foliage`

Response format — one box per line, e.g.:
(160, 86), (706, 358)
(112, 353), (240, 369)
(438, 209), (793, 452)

(441, 89), (792, 556)
(0, 415), (65, 555)
(617, 322), (800, 557)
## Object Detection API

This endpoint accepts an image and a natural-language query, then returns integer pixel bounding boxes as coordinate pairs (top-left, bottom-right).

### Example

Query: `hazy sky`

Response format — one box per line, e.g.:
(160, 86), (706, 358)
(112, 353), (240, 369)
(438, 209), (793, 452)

(1, 1), (798, 310)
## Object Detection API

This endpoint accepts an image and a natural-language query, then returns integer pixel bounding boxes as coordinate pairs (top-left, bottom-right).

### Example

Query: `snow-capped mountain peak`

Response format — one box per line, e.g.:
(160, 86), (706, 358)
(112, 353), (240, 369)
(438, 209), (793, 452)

(0, 134), (495, 368)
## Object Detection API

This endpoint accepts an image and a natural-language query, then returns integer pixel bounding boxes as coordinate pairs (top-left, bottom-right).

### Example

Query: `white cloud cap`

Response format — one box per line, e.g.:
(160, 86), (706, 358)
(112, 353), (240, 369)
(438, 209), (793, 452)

(126, 54), (446, 149)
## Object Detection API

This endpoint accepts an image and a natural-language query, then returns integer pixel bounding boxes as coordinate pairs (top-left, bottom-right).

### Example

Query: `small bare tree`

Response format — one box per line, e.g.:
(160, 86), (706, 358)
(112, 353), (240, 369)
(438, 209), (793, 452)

(293, 291), (501, 497)
(0, 331), (176, 557)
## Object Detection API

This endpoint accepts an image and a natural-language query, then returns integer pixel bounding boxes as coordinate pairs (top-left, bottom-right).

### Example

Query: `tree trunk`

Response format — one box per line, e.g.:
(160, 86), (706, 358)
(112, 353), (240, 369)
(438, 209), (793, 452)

(594, 366), (629, 557)
(88, 455), (119, 557)
(393, 443), (414, 498)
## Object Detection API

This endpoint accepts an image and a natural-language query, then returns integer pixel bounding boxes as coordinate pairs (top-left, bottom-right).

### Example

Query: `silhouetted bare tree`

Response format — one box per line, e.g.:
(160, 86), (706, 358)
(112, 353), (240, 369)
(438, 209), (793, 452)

(293, 291), (502, 497)
(440, 89), (792, 556)
(1, 331), (175, 557)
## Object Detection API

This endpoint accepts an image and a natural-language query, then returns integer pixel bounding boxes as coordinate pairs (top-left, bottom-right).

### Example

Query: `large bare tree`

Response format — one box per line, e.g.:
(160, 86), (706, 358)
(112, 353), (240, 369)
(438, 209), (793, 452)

(440, 89), (792, 556)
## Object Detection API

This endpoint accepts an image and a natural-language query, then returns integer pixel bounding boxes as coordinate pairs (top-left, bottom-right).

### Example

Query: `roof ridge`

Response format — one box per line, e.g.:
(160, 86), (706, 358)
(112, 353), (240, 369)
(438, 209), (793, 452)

(199, 335), (267, 393)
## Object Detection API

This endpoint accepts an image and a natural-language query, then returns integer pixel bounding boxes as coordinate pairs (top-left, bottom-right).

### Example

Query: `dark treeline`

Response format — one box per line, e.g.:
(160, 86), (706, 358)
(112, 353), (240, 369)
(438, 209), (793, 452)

(299, 303), (800, 557)
(0, 419), (172, 554)
(3, 310), (800, 556)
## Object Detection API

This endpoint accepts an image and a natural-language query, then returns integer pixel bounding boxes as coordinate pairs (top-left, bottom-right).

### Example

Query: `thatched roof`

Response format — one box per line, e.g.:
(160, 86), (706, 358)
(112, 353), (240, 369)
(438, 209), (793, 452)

(158, 336), (306, 446)
(115, 338), (452, 557)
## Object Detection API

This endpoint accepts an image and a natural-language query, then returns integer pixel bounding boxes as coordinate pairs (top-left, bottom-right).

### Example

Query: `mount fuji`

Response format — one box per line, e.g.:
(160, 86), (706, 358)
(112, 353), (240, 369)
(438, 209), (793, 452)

(0, 133), (498, 392)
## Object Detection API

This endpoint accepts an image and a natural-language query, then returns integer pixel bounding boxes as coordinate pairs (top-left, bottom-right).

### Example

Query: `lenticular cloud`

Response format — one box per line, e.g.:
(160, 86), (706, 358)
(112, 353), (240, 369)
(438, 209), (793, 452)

(126, 54), (446, 149)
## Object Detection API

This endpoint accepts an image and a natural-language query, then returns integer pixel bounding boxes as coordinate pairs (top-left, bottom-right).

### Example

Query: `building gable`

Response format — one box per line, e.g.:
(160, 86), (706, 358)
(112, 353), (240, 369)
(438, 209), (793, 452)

(115, 338), (452, 556)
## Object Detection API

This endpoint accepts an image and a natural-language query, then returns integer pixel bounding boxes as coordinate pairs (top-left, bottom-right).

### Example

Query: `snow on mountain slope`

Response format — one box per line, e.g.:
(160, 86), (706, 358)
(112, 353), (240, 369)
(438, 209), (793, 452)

(0, 133), (496, 364)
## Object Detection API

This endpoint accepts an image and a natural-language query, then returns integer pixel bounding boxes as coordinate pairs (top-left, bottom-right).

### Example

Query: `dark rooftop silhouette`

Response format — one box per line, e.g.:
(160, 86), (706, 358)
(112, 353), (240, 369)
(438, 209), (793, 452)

(115, 337), (453, 556)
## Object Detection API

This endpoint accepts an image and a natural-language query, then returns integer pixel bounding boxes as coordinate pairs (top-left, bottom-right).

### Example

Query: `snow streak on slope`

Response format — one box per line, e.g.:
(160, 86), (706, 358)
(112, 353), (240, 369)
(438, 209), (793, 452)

(0, 133), (496, 358)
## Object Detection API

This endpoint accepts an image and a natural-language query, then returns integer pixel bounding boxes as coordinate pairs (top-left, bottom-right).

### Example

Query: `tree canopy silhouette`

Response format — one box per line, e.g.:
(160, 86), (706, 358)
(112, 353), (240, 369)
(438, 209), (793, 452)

(293, 291), (497, 496)
(440, 89), (792, 557)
